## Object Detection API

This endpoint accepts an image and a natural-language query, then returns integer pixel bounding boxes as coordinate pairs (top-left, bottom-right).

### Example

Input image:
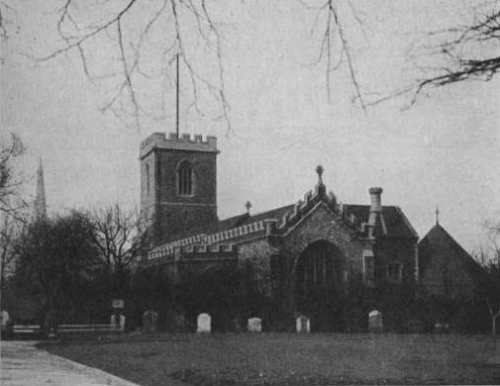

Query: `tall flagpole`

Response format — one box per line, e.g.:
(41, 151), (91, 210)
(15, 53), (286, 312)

(176, 53), (180, 139)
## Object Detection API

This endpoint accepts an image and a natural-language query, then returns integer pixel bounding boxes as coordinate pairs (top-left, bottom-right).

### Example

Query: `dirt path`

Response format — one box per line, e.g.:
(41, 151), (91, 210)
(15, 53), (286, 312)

(1, 340), (140, 386)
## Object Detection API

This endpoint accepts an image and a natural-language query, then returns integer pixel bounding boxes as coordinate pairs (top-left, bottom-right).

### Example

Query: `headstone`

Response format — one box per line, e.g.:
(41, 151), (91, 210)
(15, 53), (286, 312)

(434, 322), (449, 333)
(112, 299), (125, 309)
(368, 310), (383, 333)
(119, 314), (126, 331)
(172, 312), (186, 331)
(296, 315), (310, 333)
(233, 317), (242, 332)
(1, 310), (10, 328)
(142, 310), (158, 333)
(247, 317), (262, 332)
(197, 313), (211, 333)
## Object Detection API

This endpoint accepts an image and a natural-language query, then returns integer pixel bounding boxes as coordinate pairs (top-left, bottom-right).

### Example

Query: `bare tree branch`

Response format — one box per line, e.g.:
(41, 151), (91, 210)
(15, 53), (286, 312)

(298, 0), (366, 109)
(32, 0), (230, 131)
(370, 6), (500, 108)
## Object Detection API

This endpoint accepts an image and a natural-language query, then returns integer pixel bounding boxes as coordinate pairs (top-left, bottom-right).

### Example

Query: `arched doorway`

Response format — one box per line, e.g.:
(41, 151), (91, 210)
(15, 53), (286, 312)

(295, 240), (345, 331)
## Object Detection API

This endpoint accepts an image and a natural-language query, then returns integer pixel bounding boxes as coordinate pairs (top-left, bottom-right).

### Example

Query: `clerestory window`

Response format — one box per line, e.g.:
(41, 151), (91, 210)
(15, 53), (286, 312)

(177, 161), (193, 196)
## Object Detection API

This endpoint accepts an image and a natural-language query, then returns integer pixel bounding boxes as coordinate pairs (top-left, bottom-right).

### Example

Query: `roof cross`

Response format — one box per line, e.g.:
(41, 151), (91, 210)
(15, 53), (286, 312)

(245, 201), (252, 214)
(316, 165), (324, 185)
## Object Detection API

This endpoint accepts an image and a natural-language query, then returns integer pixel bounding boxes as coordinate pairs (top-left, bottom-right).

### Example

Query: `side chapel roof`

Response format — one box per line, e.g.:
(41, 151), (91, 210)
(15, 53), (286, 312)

(418, 223), (485, 281)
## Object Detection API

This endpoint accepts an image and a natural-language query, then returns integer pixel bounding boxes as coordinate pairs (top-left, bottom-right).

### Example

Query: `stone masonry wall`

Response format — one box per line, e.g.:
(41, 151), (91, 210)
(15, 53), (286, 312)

(282, 202), (371, 276)
(375, 238), (417, 285)
(154, 149), (217, 243)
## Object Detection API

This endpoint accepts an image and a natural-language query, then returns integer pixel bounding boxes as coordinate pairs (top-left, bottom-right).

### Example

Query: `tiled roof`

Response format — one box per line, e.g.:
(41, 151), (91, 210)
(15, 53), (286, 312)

(217, 204), (295, 231)
(148, 194), (418, 261)
(342, 204), (417, 239)
(418, 224), (485, 279)
(218, 203), (417, 239)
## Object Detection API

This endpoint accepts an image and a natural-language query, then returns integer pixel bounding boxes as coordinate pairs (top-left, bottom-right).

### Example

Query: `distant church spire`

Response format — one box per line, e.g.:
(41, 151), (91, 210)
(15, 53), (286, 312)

(34, 158), (47, 221)
(435, 206), (440, 226)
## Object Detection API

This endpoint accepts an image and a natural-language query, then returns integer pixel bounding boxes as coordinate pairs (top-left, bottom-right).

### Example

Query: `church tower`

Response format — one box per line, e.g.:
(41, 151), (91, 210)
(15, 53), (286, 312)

(139, 132), (219, 246)
(33, 158), (47, 221)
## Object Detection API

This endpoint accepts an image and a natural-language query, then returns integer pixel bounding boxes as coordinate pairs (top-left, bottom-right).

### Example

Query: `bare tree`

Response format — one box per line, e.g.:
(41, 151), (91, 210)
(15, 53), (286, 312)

(476, 220), (500, 335)
(90, 204), (147, 274)
(368, 2), (500, 107)
(415, 7), (500, 97)
(0, 133), (25, 219)
(487, 298), (500, 335)
(0, 1), (12, 42)
(0, 213), (23, 308)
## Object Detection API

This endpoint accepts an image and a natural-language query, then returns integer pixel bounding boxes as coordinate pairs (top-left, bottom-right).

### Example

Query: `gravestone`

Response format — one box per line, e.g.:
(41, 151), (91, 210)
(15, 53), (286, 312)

(434, 322), (449, 333)
(1, 310), (10, 329)
(197, 313), (211, 333)
(368, 310), (383, 333)
(296, 315), (310, 333)
(233, 317), (243, 332)
(142, 310), (158, 333)
(110, 314), (117, 327)
(119, 314), (126, 331)
(172, 312), (186, 332)
(247, 317), (262, 332)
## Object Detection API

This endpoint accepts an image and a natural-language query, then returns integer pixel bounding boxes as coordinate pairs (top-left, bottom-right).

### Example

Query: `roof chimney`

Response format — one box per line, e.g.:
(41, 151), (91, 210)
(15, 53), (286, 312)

(367, 187), (383, 238)
(369, 187), (383, 215)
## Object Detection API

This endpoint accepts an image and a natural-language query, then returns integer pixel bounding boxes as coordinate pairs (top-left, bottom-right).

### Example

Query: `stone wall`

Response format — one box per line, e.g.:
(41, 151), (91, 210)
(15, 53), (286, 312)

(374, 238), (417, 285)
(282, 202), (371, 276)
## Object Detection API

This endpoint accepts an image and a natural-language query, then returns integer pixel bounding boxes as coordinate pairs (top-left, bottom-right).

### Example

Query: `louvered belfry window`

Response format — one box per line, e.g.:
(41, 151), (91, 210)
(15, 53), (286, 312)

(177, 161), (193, 196)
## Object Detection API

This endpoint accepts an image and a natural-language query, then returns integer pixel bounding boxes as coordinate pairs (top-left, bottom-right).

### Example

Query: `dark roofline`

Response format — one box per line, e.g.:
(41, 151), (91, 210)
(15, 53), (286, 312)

(419, 223), (485, 276)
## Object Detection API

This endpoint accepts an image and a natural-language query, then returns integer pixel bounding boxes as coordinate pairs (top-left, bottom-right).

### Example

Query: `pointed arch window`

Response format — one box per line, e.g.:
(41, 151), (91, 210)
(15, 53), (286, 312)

(177, 160), (193, 196)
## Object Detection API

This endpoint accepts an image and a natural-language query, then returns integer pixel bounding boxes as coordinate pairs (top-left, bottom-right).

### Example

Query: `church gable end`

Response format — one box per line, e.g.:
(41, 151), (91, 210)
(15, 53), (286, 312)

(418, 224), (485, 300)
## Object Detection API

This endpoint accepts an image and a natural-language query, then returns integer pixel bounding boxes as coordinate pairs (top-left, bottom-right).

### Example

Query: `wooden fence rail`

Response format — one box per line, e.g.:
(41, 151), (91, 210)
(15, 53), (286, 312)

(12, 323), (124, 336)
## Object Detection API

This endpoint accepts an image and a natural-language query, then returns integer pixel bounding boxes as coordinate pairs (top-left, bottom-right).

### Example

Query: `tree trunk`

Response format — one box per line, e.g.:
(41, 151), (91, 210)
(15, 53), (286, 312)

(493, 316), (497, 336)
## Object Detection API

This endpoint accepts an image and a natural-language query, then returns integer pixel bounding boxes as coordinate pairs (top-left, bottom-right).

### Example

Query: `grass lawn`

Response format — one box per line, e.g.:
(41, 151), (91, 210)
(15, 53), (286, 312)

(41, 333), (500, 385)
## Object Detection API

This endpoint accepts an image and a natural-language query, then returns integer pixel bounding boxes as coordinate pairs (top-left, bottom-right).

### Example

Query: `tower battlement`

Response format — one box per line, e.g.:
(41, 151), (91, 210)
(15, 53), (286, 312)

(140, 132), (218, 159)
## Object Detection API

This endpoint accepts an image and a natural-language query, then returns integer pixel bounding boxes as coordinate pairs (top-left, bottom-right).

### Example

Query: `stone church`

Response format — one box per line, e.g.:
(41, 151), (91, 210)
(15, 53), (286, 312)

(138, 131), (483, 331)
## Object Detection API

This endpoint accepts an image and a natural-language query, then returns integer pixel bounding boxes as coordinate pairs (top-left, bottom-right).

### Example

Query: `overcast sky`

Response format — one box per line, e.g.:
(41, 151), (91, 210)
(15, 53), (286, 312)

(1, 0), (499, 253)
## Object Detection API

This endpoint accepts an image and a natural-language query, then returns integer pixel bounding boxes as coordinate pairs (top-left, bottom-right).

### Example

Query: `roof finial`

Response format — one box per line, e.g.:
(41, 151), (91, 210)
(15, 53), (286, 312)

(435, 206), (440, 225)
(316, 165), (324, 185)
(245, 201), (252, 214)
(315, 165), (326, 197)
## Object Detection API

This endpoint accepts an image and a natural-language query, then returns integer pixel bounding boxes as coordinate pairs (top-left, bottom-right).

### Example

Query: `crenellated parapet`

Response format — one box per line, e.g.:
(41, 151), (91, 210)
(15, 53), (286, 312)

(147, 220), (266, 261)
(144, 243), (237, 266)
(139, 132), (218, 159)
